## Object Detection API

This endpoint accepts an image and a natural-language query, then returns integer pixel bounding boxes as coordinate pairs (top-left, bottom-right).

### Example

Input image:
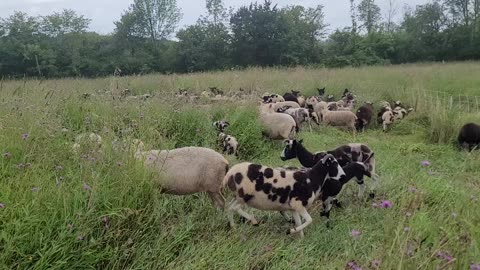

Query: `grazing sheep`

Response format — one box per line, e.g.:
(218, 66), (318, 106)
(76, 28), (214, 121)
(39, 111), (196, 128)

(223, 154), (346, 237)
(259, 104), (297, 140)
(213, 120), (230, 133)
(277, 108), (320, 131)
(355, 102), (374, 131)
(133, 140), (228, 208)
(377, 105), (392, 124)
(218, 133), (239, 156)
(382, 110), (395, 132)
(280, 139), (379, 198)
(306, 96), (319, 110)
(262, 93), (285, 103)
(322, 109), (358, 133)
(283, 90), (300, 104)
(458, 123), (480, 151)
(272, 101), (301, 113)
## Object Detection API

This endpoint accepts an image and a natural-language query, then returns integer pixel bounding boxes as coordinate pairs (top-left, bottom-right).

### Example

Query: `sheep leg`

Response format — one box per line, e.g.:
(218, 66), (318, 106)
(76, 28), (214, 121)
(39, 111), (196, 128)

(288, 208), (312, 235)
(291, 212), (304, 238)
(229, 200), (258, 226)
(227, 199), (238, 228)
(320, 196), (335, 227)
(356, 179), (366, 198)
(207, 191), (225, 209)
(280, 211), (294, 223)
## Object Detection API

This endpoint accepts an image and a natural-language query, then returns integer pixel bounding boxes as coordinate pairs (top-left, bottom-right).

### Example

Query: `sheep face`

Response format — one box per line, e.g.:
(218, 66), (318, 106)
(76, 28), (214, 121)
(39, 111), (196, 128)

(280, 139), (303, 161)
(317, 87), (326, 96)
(213, 120), (230, 132)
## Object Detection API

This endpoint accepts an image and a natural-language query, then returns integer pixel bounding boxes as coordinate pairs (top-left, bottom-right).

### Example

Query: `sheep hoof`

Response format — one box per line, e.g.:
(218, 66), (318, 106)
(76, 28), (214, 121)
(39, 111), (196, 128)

(369, 193), (375, 199)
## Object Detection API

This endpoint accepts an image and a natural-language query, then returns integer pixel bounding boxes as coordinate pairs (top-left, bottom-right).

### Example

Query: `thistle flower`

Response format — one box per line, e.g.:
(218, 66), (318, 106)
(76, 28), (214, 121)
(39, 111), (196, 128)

(470, 263), (480, 270)
(0, 203), (5, 209)
(371, 259), (381, 268)
(347, 261), (362, 270)
(409, 187), (417, 193)
(350, 229), (362, 237)
(420, 160), (431, 167)
(381, 200), (393, 209)
(21, 133), (29, 140)
(83, 183), (91, 191)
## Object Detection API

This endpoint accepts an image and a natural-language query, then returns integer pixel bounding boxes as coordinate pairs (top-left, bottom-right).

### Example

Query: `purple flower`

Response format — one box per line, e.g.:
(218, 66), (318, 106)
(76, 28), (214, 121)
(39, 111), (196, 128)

(371, 259), (381, 268)
(404, 227), (410, 232)
(21, 133), (29, 140)
(445, 254), (454, 263)
(0, 203), (5, 209)
(420, 160), (431, 167)
(470, 263), (480, 270)
(31, 187), (40, 192)
(381, 200), (393, 209)
(83, 183), (91, 191)
(3, 152), (11, 158)
(409, 187), (417, 193)
(347, 261), (362, 270)
(116, 161), (123, 167)
(350, 229), (362, 237)
(435, 251), (444, 258)
(55, 165), (63, 171)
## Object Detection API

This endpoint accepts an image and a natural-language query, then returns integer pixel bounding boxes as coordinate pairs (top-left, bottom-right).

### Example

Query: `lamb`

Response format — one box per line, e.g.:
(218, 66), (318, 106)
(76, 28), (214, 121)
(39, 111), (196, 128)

(132, 140), (229, 208)
(382, 110), (395, 132)
(377, 105), (392, 124)
(458, 123), (480, 151)
(218, 133), (239, 156)
(355, 102), (374, 131)
(259, 104), (297, 140)
(280, 139), (379, 198)
(322, 109), (358, 133)
(223, 154), (346, 237)
(213, 120), (230, 133)
(277, 107), (320, 131)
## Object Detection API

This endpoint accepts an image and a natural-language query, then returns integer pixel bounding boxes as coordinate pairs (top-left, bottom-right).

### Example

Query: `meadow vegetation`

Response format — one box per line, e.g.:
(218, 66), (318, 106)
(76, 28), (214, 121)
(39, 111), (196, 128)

(0, 63), (480, 269)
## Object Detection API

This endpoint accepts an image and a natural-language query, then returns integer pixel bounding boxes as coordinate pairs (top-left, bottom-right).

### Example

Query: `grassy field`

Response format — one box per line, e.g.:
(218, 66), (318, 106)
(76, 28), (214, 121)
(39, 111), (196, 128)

(1, 62), (480, 269)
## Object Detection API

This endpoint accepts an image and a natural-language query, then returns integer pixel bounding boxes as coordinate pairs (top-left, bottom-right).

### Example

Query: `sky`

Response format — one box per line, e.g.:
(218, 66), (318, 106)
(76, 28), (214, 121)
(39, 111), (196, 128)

(0, 0), (430, 34)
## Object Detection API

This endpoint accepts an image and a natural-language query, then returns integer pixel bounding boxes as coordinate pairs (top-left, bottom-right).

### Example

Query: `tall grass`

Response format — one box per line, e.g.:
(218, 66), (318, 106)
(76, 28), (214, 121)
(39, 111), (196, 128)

(1, 63), (480, 269)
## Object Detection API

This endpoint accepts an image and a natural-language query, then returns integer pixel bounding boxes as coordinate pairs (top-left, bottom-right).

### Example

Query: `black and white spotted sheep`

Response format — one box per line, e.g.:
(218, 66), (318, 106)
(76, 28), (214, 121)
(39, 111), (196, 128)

(223, 154), (346, 237)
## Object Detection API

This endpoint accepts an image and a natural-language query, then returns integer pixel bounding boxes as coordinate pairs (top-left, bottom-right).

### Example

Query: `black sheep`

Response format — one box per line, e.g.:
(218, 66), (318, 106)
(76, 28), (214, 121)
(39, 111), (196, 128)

(458, 123), (480, 151)
(283, 90), (300, 104)
(355, 102), (374, 131)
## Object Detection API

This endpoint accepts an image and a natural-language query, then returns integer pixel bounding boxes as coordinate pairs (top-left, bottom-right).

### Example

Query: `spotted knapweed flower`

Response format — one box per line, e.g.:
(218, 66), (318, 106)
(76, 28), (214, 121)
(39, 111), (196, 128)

(409, 187), (417, 193)
(351, 230), (362, 237)
(21, 133), (29, 140)
(347, 261), (362, 270)
(0, 203), (5, 209)
(381, 200), (393, 209)
(55, 165), (63, 171)
(470, 263), (480, 270)
(116, 161), (123, 167)
(371, 259), (381, 268)
(83, 183), (91, 191)
(420, 160), (431, 167)
(3, 152), (11, 158)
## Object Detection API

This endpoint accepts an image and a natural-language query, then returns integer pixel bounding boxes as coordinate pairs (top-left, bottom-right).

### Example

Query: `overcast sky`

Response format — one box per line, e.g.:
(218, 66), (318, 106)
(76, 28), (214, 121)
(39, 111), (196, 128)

(1, 0), (430, 34)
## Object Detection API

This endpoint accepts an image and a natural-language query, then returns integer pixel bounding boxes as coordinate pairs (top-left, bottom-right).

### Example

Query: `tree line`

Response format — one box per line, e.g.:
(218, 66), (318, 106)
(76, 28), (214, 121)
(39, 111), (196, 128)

(1, 0), (479, 78)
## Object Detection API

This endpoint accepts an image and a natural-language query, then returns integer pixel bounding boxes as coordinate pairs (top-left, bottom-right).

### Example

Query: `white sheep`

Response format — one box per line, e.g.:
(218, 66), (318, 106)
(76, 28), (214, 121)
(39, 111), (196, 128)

(382, 109), (395, 131)
(322, 109), (358, 133)
(223, 154), (346, 237)
(259, 104), (297, 140)
(133, 140), (228, 208)
(278, 107), (319, 131)
(218, 133), (239, 156)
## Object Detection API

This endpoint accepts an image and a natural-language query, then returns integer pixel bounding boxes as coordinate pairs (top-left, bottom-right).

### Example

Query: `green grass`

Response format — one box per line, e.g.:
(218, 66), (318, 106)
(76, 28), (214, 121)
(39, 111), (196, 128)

(1, 62), (480, 269)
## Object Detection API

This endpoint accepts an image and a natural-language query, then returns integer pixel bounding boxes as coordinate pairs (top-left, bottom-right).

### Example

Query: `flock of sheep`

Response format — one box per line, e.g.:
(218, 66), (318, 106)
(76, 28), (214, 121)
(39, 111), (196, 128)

(73, 86), (479, 238)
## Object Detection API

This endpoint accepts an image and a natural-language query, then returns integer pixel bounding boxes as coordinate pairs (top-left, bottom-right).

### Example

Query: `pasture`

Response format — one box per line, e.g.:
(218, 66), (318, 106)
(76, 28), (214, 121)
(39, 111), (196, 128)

(1, 62), (480, 269)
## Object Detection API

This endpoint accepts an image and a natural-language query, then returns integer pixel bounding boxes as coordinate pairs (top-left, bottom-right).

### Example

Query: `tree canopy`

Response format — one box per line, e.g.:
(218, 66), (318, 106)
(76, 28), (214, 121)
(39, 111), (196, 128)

(1, 0), (480, 78)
